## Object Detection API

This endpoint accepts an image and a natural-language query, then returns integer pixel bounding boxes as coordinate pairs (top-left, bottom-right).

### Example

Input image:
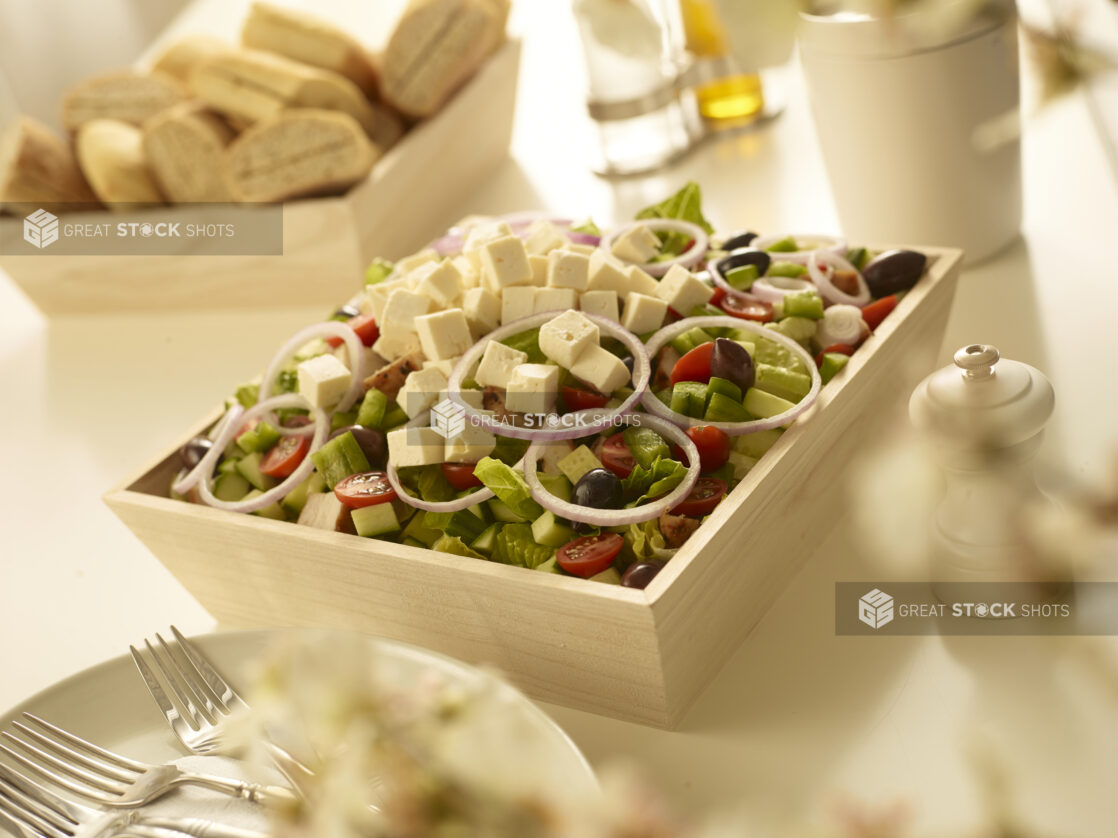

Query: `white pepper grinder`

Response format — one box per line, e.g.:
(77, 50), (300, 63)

(908, 344), (1056, 582)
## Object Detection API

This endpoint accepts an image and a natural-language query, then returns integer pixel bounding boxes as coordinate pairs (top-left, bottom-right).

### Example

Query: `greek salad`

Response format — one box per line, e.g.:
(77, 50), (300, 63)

(171, 183), (928, 588)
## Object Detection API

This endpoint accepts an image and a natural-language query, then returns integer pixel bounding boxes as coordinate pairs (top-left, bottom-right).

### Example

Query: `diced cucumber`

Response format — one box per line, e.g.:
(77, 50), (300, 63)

(820, 352), (851, 384)
(440, 509), (486, 542)
(732, 428), (783, 458)
(365, 257), (394, 285)
(589, 567), (622, 585)
(465, 499), (489, 523)
(352, 503), (400, 538)
(242, 490), (286, 520)
(356, 388), (388, 428)
(768, 261), (807, 278)
(846, 247), (869, 271)
(537, 472), (572, 504)
(725, 263), (758, 290)
(236, 452), (277, 492)
(744, 387), (797, 419)
(688, 304), (724, 318)
(234, 383), (259, 408)
(310, 431), (371, 488)
(734, 340), (756, 358)
(236, 421), (281, 454)
(218, 458), (240, 476)
(557, 445), (603, 485)
(670, 381), (707, 417)
(705, 392), (751, 423)
(728, 450), (758, 479)
(489, 498), (527, 523)
(401, 513), (441, 547)
(706, 376), (743, 403)
(531, 510), (577, 548)
(782, 290), (824, 320)
(282, 471), (326, 515)
(380, 403), (409, 430)
(765, 316), (817, 348)
(470, 523), (500, 557)
(655, 388), (673, 405)
(535, 555), (564, 574)
(754, 363), (811, 402)
(330, 410), (358, 432)
(765, 236), (798, 253)
(669, 333), (695, 355)
(213, 471), (251, 502)
(402, 537), (427, 549)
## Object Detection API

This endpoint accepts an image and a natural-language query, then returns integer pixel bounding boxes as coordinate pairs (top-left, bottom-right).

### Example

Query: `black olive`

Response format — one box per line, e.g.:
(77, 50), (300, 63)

(621, 562), (663, 589)
(721, 231), (759, 252)
(622, 355), (635, 375)
(329, 425), (387, 467)
(180, 436), (213, 469)
(862, 249), (927, 297)
(334, 304), (361, 320)
(710, 337), (754, 392)
(573, 468), (623, 509)
(715, 248), (770, 280)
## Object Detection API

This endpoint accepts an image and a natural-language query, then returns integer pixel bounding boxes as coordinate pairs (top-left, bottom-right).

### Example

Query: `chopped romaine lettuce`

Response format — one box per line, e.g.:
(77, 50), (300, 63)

(234, 383), (259, 409)
(622, 456), (688, 506)
(499, 328), (546, 364)
(431, 534), (486, 560)
(491, 436), (530, 467)
(623, 426), (669, 470)
(635, 181), (714, 256)
(624, 519), (676, 563)
(570, 219), (601, 236)
(364, 258), (394, 285)
(492, 523), (554, 569)
(474, 457), (544, 520)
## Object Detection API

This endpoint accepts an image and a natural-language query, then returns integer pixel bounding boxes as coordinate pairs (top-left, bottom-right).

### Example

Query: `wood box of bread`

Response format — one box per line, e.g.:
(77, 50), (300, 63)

(0, 0), (519, 314)
(104, 228), (963, 729)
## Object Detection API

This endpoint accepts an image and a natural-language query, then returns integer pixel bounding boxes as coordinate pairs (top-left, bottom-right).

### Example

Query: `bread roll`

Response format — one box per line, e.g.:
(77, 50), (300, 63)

(62, 70), (185, 133)
(223, 109), (378, 203)
(75, 119), (165, 208)
(0, 117), (99, 211)
(191, 49), (381, 139)
(150, 35), (230, 84)
(142, 103), (234, 203)
(379, 0), (509, 119)
(242, 3), (378, 97)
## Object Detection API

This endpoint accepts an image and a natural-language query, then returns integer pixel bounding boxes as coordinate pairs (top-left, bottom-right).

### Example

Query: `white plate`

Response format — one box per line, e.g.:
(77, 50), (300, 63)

(0, 629), (597, 817)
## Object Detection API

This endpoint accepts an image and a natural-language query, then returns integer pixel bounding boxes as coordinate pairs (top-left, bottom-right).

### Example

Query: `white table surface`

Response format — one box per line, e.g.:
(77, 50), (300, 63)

(3, 2), (1118, 835)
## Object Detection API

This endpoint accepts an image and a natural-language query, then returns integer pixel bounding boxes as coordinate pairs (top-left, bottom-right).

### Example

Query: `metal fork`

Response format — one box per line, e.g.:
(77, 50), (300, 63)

(0, 758), (265, 838)
(0, 715), (295, 811)
(130, 629), (315, 793)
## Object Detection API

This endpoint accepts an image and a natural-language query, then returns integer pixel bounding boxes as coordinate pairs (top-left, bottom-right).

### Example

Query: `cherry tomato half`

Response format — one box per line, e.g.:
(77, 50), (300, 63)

(441, 462), (482, 491)
(861, 295), (898, 332)
(601, 433), (636, 479)
(561, 385), (609, 412)
(709, 287), (727, 307)
(671, 477), (727, 517)
(814, 343), (855, 369)
(557, 533), (624, 578)
(334, 471), (397, 508)
(670, 341), (715, 386)
(326, 313), (380, 348)
(260, 433), (310, 478)
(686, 426), (731, 473)
(720, 293), (774, 323)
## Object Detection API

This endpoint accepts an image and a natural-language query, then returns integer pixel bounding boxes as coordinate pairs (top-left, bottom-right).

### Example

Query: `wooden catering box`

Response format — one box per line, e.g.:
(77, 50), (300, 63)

(105, 246), (962, 727)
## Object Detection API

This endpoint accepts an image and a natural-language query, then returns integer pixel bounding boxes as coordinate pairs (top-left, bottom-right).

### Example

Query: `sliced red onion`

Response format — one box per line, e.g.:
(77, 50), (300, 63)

(642, 316), (822, 435)
(523, 413), (700, 526)
(565, 231), (601, 247)
(257, 321), (367, 429)
(751, 233), (847, 257)
(431, 233), (465, 257)
(446, 312), (650, 442)
(196, 394), (329, 514)
(601, 219), (709, 277)
(807, 250), (871, 307)
(814, 304), (867, 349)
(750, 276), (815, 304)
(171, 405), (244, 496)
(431, 216), (577, 257)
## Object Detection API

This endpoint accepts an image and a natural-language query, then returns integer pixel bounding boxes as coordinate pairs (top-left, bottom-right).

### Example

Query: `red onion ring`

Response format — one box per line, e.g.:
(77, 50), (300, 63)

(641, 316), (822, 435)
(523, 412), (700, 526)
(601, 219), (709, 277)
(257, 321), (367, 430)
(446, 312), (650, 442)
(196, 394), (329, 514)
(751, 233), (847, 257)
(171, 405), (244, 496)
(750, 276), (815, 304)
(807, 250), (871, 307)
(565, 231), (601, 247)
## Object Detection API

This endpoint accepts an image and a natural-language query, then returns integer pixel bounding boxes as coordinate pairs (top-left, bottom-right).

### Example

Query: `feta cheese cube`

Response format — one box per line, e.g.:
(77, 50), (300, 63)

(424, 357), (460, 377)
(610, 224), (660, 263)
(462, 287), (500, 336)
(366, 277), (408, 322)
(527, 254), (549, 287)
(501, 285), (536, 325)
(452, 255), (480, 289)
(416, 259), (464, 308)
(382, 289), (432, 333)
(475, 340), (528, 388)
(480, 235), (532, 289)
(438, 388), (485, 410)
(414, 308), (473, 362)
(396, 365), (449, 418)
(621, 292), (668, 335)
(395, 248), (439, 275)
(656, 263), (713, 314)
(570, 345), (630, 395)
(579, 289), (620, 322)
(626, 265), (660, 297)
(524, 220), (566, 255)
(562, 243), (596, 256)
(505, 363), (559, 414)
(296, 353), (352, 409)
(444, 422), (497, 463)
(586, 250), (633, 299)
(539, 309), (599, 368)
(372, 330), (423, 362)
(387, 426), (444, 467)
(547, 249), (590, 290)
(533, 287), (578, 314)
(463, 221), (513, 272)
